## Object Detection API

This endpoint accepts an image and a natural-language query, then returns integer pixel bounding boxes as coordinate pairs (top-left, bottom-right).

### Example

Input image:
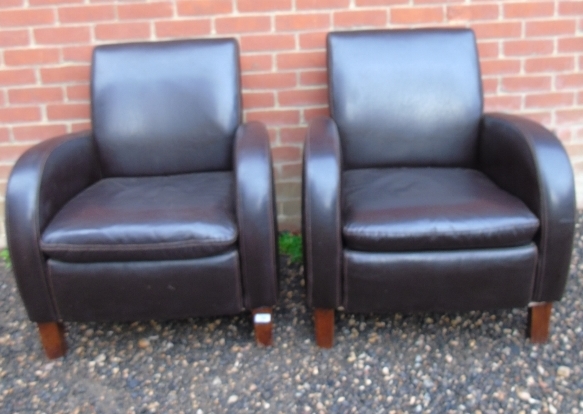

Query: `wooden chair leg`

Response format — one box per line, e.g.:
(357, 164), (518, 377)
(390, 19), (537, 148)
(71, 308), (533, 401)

(528, 302), (552, 343)
(252, 307), (273, 346)
(314, 308), (334, 348)
(37, 322), (67, 359)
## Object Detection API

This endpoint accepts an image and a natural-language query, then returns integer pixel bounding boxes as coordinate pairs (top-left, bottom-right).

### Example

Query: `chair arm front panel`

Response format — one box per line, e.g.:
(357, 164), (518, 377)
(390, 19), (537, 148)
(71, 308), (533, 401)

(6, 131), (101, 321)
(303, 117), (343, 308)
(479, 113), (576, 302)
(234, 122), (278, 309)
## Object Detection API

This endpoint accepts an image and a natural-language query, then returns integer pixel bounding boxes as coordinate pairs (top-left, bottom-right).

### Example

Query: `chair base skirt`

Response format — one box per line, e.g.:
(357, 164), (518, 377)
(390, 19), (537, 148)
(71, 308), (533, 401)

(37, 322), (67, 359)
(343, 245), (537, 313)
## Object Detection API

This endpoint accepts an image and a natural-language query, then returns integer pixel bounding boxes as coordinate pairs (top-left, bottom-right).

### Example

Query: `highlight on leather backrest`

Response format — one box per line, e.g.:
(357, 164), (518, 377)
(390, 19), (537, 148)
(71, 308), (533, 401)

(91, 38), (241, 177)
(327, 28), (483, 169)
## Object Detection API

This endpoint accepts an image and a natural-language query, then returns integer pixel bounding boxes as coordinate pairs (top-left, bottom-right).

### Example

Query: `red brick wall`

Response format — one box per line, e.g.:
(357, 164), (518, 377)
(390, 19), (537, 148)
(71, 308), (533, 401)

(0, 0), (582, 242)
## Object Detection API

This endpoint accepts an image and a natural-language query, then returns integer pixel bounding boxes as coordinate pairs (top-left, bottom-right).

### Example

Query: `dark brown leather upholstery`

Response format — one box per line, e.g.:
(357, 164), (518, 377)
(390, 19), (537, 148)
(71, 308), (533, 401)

(304, 29), (575, 320)
(6, 39), (278, 330)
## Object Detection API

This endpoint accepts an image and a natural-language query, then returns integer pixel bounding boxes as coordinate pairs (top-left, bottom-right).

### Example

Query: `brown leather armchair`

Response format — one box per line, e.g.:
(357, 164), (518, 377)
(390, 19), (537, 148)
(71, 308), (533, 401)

(303, 28), (575, 348)
(6, 39), (278, 359)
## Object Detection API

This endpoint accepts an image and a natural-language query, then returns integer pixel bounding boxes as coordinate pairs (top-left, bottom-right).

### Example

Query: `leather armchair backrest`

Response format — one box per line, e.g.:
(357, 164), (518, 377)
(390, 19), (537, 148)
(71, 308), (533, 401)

(328, 29), (483, 169)
(92, 39), (241, 177)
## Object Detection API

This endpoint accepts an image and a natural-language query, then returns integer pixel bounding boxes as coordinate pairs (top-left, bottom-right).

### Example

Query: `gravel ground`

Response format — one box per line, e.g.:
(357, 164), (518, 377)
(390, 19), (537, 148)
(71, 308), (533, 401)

(1, 216), (583, 414)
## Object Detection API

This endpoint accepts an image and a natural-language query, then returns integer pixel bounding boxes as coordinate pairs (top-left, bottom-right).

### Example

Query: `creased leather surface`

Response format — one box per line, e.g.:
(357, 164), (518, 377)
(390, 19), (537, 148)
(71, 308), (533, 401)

(344, 245), (537, 313)
(480, 113), (576, 301)
(49, 251), (243, 321)
(328, 28), (482, 169)
(343, 168), (539, 252)
(92, 39), (241, 177)
(41, 172), (237, 262)
(6, 131), (100, 322)
(302, 117), (342, 308)
(235, 122), (278, 309)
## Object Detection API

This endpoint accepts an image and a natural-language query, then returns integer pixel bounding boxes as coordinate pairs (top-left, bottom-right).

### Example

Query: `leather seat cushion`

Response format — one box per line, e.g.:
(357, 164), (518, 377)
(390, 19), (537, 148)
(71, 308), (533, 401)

(342, 168), (539, 252)
(41, 171), (237, 262)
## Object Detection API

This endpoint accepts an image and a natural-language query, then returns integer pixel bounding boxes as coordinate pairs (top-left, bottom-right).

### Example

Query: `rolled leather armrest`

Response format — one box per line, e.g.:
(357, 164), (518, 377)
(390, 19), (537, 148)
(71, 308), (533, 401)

(479, 113), (575, 302)
(303, 117), (342, 308)
(234, 121), (278, 309)
(6, 130), (100, 321)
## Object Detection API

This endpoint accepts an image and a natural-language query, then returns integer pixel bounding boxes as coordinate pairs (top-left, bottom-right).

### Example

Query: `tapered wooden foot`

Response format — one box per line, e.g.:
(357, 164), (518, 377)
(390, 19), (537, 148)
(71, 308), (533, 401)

(37, 322), (67, 359)
(314, 308), (334, 348)
(252, 307), (273, 346)
(528, 302), (552, 343)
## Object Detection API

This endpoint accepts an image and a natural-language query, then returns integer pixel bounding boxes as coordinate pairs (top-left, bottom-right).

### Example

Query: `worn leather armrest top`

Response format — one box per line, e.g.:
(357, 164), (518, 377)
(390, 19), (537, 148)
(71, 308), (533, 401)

(479, 113), (576, 302)
(234, 122), (278, 309)
(303, 117), (342, 308)
(6, 130), (101, 321)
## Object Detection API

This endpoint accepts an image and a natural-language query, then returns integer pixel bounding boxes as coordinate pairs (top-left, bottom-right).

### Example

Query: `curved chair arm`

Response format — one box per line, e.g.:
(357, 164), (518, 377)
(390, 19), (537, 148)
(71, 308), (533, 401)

(479, 113), (576, 302)
(303, 117), (343, 308)
(6, 130), (101, 321)
(234, 121), (278, 310)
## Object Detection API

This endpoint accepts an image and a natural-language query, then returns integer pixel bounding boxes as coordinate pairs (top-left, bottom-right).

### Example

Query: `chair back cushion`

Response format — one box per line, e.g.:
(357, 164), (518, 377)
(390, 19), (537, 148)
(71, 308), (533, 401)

(92, 39), (241, 177)
(328, 29), (483, 169)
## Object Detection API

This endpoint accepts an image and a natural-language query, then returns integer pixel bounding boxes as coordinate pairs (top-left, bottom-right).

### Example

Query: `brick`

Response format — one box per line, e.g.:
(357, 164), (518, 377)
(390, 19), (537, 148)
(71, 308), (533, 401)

(240, 54), (272, 72)
(246, 109), (300, 126)
(558, 37), (583, 53)
(504, 2), (554, 18)
(66, 84), (90, 101)
(13, 124), (67, 141)
(525, 57), (574, 73)
(299, 32), (327, 50)
(237, 0), (291, 12)
(480, 59), (520, 76)
(356, 0), (407, 4)
(95, 23), (150, 41)
(62, 46), (93, 63)
(525, 92), (574, 109)
(297, 0), (349, 10)
(503, 40), (554, 57)
(477, 41), (499, 59)
(35, 27), (90, 44)
(216, 16), (271, 34)
(0, 144), (33, 163)
(278, 162), (302, 179)
(242, 73), (296, 90)
(390, 7), (444, 24)
(275, 181), (301, 199)
(47, 103), (89, 120)
(0, 107), (41, 123)
(4, 48), (60, 66)
(278, 88), (328, 106)
(0, 8), (54, 27)
(556, 109), (583, 124)
(484, 96), (522, 112)
(155, 20), (211, 38)
(117, 2), (173, 20)
(58, 5), (114, 23)
(501, 76), (552, 93)
(521, 112), (552, 126)
(70, 121), (91, 132)
(240, 34), (295, 52)
(526, 20), (577, 37)
(556, 74), (583, 90)
(242, 92), (275, 109)
(559, 1), (583, 15)
(40, 65), (90, 84)
(300, 70), (327, 86)
(447, 4), (499, 21)
(8, 87), (63, 104)
(277, 51), (326, 70)
(275, 14), (329, 32)
(0, 0), (23, 8)
(0, 69), (35, 86)
(334, 10), (387, 28)
(272, 146), (301, 163)
(29, 0), (82, 5)
(482, 78), (498, 95)
(0, 30), (29, 47)
(304, 106), (330, 121)
(0, 128), (9, 143)
(280, 127), (306, 145)
(177, 0), (232, 16)
(281, 199), (301, 217)
(473, 22), (522, 39)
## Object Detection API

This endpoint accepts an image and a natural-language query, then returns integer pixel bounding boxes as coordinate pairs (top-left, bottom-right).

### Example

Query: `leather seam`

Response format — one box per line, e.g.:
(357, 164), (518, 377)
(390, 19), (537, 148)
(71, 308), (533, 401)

(40, 237), (237, 252)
